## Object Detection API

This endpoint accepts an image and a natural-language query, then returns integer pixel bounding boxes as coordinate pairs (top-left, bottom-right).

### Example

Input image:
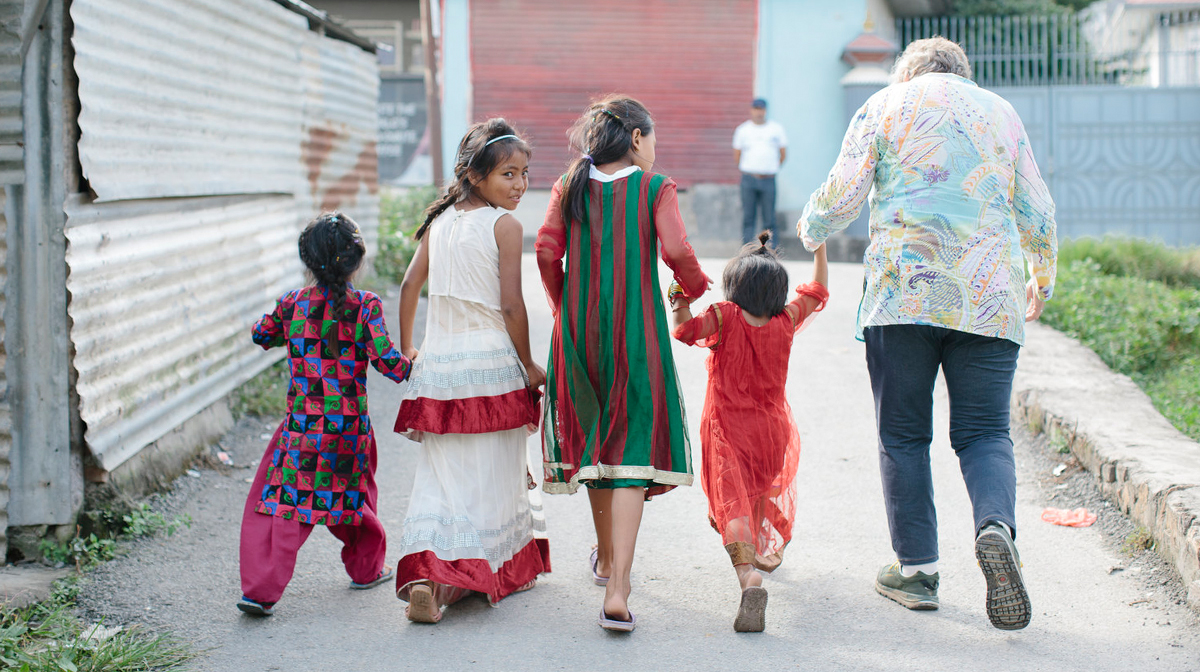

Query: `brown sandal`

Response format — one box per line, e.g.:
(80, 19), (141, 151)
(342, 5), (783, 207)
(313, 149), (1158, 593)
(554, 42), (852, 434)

(405, 583), (442, 624)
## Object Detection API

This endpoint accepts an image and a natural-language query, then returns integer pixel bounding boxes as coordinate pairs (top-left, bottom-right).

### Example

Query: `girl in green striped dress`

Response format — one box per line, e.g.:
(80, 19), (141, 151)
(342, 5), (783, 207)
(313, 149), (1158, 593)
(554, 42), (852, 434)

(535, 96), (711, 632)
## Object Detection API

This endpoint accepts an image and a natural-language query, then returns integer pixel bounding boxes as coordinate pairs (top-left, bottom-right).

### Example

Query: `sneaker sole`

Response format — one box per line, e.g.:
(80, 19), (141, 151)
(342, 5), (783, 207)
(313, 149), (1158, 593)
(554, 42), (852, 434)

(976, 531), (1031, 630)
(236, 601), (273, 617)
(874, 581), (939, 610)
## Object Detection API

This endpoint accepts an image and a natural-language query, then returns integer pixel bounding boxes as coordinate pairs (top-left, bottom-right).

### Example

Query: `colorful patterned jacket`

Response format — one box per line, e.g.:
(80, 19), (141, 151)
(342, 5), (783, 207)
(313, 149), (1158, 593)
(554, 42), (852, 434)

(800, 73), (1057, 344)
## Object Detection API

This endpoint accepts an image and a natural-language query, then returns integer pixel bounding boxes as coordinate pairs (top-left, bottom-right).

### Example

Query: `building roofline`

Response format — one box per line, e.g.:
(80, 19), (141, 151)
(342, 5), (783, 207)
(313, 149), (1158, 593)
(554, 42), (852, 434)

(267, 0), (377, 53)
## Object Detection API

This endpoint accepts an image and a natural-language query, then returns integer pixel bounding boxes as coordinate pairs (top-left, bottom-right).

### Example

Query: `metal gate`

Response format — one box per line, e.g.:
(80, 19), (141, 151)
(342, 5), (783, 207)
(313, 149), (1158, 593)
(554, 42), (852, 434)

(997, 85), (1200, 245)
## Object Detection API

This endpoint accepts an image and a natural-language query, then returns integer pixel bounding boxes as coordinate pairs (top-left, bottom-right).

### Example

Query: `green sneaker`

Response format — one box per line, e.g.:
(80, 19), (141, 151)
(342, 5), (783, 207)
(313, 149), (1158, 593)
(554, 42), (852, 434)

(874, 562), (939, 610)
(975, 522), (1031, 630)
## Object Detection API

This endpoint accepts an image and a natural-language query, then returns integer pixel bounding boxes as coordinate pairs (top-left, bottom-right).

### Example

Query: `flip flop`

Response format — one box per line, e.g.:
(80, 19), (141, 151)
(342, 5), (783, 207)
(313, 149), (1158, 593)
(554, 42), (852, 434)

(406, 584), (443, 624)
(733, 586), (768, 632)
(590, 548), (609, 586)
(350, 565), (394, 590)
(514, 579), (537, 593)
(236, 597), (275, 617)
(598, 609), (637, 632)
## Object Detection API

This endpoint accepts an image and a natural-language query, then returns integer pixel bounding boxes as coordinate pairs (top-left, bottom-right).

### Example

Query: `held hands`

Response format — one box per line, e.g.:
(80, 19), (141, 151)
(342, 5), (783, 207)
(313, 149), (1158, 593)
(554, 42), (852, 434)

(1025, 278), (1045, 322)
(524, 361), (547, 392)
(403, 346), (420, 361)
(668, 281), (690, 310)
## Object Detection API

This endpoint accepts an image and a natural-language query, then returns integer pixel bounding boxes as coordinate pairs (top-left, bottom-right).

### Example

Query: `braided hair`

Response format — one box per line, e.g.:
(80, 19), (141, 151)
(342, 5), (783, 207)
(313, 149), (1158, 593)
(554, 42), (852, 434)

(298, 212), (366, 319)
(723, 231), (789, 318)
(559, 95), (654, 226)
(416, 118), (531, 240)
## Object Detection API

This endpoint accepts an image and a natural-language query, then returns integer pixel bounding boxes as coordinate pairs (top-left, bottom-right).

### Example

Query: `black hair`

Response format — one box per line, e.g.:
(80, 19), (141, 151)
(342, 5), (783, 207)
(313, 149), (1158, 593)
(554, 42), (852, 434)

(559, 95), (654, 226)
(298, 212), (366, 319)
(416, 118), (531, 240)
(723, 231), (789, 319)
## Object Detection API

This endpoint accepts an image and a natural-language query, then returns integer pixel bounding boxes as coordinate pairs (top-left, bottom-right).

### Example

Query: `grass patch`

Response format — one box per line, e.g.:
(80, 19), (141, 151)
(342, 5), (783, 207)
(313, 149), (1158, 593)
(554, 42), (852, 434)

(373, 186), (437, 286)
(230, 359), (290, 420)
(1043, 238), (1200, 441)
(7, 501), (196, 670)
(1058, 237), (1200, 290)
(1, 597), (193, 671)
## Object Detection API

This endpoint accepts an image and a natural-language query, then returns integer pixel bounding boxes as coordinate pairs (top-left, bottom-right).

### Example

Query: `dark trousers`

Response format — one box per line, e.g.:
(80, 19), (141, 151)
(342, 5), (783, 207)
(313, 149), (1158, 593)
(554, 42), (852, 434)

(863, 324), (1020, 564)
(740, 173), (777, 244)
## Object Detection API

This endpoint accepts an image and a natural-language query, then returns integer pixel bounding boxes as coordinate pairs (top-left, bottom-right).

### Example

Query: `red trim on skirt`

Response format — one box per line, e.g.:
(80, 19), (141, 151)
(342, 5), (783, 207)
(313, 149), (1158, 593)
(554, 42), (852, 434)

(395, 388), (541, 435)
(395, 538), (550, 604)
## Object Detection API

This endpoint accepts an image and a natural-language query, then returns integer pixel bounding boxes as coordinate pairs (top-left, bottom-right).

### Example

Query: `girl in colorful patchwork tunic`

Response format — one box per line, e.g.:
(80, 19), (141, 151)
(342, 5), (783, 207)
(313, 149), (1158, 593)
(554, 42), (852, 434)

(535, 96), (711, 632)
(237, 213), (412, 617)
(671, 232), (829, 633)
(393, 119), (549, 624)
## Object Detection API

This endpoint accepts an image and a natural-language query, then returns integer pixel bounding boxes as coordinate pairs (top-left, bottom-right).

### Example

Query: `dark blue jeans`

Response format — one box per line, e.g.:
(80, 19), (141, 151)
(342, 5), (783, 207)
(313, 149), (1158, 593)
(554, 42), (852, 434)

(740, 173), (776, 244)
(864, 324), (1020, 564)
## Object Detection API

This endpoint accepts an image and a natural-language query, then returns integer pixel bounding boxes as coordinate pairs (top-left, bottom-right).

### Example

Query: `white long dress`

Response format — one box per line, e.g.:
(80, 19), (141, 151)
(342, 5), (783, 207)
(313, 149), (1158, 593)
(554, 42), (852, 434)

(393, 204), (549, 604)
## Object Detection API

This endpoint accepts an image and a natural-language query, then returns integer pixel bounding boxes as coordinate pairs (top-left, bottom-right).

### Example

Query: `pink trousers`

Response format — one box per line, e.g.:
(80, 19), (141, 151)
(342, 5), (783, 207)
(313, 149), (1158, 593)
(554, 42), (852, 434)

(238, 436), (387, 605)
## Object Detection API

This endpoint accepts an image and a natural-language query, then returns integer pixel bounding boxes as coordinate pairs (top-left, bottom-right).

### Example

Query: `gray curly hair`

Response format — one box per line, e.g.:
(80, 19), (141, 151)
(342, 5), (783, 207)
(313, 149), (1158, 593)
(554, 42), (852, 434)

(891, 36), (972, 84)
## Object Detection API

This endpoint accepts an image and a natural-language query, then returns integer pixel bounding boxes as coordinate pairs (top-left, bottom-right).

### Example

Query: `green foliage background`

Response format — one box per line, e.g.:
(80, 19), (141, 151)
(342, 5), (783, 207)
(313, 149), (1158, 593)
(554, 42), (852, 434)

(1041, 239), (1200, 441)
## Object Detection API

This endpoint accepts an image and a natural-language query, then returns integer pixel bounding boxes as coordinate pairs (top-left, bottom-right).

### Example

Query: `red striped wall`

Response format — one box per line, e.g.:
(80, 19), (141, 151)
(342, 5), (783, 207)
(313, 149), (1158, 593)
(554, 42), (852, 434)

(469, 0), (757, 189)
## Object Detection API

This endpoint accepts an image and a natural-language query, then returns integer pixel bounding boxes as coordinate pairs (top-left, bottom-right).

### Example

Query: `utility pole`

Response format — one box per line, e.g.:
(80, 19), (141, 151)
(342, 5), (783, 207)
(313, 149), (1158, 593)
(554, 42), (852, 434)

(420, 0), (444, 186)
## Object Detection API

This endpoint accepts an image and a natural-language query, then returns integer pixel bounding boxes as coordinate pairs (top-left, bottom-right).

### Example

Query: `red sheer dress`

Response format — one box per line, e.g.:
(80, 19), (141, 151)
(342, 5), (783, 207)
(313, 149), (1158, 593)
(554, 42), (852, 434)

(673, 282), (829, 570)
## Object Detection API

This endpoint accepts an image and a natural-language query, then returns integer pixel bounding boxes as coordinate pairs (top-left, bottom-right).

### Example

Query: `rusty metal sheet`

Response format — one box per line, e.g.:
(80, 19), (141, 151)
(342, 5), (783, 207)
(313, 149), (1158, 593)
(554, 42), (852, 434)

(64, 194), (298, 471)
(299, 30), (380, 250)
(70, 0), (308, 202)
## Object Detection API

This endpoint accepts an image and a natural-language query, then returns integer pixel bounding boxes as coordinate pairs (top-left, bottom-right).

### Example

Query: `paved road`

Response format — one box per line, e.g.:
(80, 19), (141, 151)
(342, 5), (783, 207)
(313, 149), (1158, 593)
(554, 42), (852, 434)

(76, 256), (1200, 671)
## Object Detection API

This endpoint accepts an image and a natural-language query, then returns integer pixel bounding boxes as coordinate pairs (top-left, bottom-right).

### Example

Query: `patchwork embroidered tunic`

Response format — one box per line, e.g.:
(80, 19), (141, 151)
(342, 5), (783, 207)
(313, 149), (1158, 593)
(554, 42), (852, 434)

(536, 166), (711, 497)
(251, 286), (411, 525)
(799, 72), (1057, 345)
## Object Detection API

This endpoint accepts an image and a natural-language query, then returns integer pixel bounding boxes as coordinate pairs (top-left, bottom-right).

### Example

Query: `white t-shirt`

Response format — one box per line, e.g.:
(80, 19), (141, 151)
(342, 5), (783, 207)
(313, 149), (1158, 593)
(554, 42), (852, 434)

(732, 120), (787, 175)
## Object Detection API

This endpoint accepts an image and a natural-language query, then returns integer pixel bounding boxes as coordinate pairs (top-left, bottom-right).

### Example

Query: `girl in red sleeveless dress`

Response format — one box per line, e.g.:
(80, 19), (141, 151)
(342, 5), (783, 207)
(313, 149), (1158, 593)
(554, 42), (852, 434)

(671, 232), (828, 633)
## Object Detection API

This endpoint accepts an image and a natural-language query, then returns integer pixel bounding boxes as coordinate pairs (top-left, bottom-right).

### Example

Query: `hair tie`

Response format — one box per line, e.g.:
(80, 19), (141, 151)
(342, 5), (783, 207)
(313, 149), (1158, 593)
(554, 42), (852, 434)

(600, 109), (621, 122)
(583, 154), (594, 164)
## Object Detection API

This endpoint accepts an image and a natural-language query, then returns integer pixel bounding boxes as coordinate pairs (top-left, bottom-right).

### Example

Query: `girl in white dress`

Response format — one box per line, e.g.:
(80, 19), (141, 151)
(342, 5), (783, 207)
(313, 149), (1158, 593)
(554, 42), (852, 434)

(393, 119), (549, 623)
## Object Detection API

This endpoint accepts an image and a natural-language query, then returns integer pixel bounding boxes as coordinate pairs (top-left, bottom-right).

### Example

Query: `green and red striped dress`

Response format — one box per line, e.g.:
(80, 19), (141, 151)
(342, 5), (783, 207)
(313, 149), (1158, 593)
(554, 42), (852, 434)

(535, 165), (710, 497)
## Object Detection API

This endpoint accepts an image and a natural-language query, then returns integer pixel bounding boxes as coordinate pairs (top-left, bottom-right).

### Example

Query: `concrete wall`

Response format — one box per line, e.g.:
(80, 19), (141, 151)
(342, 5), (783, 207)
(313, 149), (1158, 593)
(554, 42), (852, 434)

(755, 0), (873, 223)
(441, 0), (470, 183)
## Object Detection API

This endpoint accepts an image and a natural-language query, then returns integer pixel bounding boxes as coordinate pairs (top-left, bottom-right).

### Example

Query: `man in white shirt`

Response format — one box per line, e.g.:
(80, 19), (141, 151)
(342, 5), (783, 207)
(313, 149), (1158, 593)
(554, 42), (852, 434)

(732, 98), (788, 244)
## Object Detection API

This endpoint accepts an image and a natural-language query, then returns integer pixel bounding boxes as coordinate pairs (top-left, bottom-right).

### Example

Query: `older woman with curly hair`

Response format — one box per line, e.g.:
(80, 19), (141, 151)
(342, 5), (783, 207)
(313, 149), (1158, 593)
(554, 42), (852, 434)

(799, 37), (1057, 630)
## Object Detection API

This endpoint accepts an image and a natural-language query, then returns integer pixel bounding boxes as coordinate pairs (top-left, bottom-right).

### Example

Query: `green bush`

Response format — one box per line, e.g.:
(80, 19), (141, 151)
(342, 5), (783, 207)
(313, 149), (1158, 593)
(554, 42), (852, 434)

(1058, 237), (1200, 290)
(374, 186), (438, 285)
(1043, 242), (1200, 441)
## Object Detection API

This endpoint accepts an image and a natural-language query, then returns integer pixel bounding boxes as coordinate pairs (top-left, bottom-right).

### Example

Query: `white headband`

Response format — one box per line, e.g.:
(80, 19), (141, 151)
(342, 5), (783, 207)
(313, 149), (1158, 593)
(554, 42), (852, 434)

(484, 134), (518, 147)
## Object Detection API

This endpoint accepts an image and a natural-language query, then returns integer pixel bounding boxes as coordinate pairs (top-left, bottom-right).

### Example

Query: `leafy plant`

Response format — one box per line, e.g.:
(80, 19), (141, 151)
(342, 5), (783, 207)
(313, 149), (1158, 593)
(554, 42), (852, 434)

(122, 505), (191, 539)
(39, 534), (116, 572)
(373, 186), (437, 286)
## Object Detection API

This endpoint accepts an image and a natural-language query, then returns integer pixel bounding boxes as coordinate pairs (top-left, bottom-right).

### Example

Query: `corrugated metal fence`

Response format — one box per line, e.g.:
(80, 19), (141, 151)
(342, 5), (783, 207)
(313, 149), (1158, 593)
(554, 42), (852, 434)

(66, 0), (379, 472)
(897, 10), (1200, 87)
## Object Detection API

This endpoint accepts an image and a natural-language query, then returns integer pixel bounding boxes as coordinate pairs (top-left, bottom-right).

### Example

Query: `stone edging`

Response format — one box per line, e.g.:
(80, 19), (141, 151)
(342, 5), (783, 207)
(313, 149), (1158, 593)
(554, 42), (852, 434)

(1013, 322), (1200, 609)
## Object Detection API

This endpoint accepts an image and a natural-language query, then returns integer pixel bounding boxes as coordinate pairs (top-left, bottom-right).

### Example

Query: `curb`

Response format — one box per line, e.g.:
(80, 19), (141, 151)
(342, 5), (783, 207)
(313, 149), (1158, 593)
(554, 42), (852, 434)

(1013, 322), (1200, 610)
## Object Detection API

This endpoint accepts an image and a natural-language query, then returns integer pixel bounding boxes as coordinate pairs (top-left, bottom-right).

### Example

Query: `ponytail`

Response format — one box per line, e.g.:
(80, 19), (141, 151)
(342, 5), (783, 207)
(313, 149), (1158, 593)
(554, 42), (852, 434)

(416, 118), (531, 240)
(559, 96), (654, 226)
